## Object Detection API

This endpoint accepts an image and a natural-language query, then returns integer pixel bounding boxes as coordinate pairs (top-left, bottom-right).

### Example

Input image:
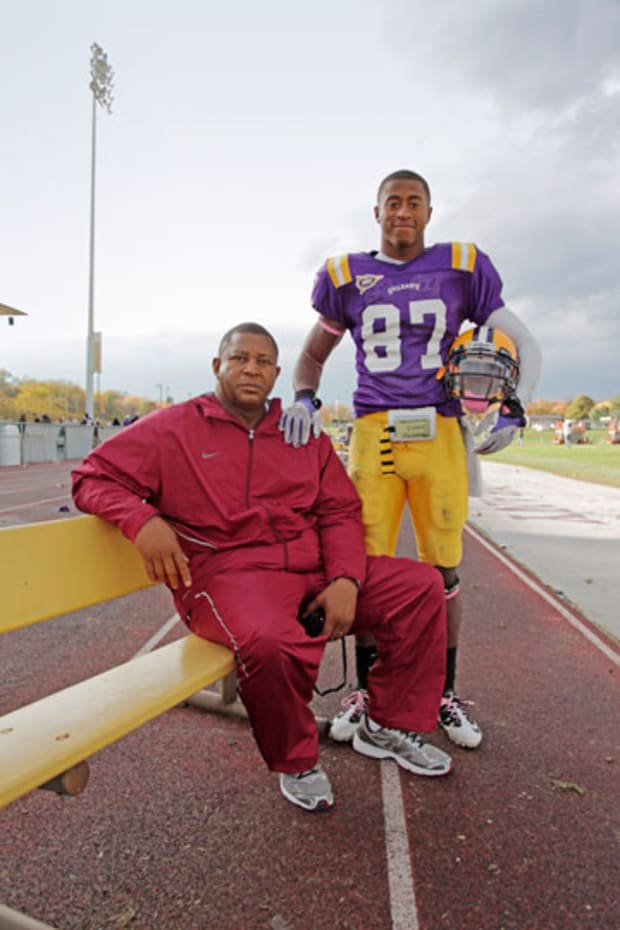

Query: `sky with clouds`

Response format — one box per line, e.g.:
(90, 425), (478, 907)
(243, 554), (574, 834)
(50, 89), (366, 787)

(1, 0), (619, 408)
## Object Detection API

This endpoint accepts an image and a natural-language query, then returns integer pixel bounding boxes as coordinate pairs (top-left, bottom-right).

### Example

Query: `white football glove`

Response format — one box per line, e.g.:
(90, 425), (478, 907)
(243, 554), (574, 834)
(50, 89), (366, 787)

(473, 397), (526, 456)
(279, 396), (322, 447)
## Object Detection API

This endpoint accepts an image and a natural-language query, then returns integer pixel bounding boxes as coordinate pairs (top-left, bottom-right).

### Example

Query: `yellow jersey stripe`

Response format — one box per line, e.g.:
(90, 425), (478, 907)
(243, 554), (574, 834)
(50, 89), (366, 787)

(326, 255), (353, 288)
(465, 243), (477, 272)
(451, 242), (477, 273)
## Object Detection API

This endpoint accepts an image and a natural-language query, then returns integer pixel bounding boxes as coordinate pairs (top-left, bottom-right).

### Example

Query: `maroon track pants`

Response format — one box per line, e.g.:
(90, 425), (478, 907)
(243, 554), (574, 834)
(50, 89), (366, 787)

(182, 555), (446, 773)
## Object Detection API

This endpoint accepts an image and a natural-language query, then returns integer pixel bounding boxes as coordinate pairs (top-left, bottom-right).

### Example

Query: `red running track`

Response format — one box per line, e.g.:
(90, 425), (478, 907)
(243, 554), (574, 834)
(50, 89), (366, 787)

(1, 462), (618, 930)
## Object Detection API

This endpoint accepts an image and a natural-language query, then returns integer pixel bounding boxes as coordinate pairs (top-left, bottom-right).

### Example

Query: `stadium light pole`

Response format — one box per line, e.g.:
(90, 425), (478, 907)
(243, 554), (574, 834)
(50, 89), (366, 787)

(85, 43), (114, 420)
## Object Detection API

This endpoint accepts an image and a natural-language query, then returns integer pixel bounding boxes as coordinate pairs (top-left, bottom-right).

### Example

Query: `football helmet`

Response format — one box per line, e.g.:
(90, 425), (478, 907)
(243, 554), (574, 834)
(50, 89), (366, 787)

(441, 326), (520, 413)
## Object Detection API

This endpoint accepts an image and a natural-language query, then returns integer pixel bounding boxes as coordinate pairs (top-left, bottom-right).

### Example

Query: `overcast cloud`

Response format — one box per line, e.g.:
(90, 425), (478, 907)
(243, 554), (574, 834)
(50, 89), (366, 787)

(1, 0), (618, 408)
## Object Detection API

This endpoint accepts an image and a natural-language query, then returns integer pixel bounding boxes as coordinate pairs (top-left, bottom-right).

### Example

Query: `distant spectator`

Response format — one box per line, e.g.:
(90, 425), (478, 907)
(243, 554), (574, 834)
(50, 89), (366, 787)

(112, 417), (121, 426)
(563, 419), (572, 448)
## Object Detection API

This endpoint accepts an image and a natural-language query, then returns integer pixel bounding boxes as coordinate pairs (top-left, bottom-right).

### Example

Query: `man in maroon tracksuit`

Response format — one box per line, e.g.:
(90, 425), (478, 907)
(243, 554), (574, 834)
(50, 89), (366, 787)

(72, 322), (452, 811)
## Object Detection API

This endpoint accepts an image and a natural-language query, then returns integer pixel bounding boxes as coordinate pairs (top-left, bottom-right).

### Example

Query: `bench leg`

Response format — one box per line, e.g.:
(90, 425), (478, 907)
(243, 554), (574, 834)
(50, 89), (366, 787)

(187, 668), (248, 722)
(220, 669), (237, 704)
(186, 670), (332, 737)
(39, 761), (90, 798)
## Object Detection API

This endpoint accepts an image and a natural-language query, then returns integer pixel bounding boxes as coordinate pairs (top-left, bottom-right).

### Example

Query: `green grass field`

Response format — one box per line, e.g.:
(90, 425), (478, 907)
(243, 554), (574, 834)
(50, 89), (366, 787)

(491, 428), (620, 488)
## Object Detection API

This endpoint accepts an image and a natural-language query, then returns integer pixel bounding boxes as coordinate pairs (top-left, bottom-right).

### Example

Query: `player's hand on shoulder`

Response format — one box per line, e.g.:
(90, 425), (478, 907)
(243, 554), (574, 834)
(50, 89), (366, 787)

(473, 396), (526, 455)
(278, 395), (322, 447)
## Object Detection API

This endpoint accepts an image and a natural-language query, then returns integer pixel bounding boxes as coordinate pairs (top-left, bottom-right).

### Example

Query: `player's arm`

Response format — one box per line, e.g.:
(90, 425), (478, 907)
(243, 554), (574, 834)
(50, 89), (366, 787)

(279, 317), (345, 447)
(474, 307), (543, 455)
(294, 317), (345, 392)
(486, 306), (542, 406)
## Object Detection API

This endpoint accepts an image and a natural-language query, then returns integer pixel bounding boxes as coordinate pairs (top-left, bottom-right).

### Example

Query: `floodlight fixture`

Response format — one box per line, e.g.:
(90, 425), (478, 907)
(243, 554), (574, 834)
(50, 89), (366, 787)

(90, 43), (114, 112)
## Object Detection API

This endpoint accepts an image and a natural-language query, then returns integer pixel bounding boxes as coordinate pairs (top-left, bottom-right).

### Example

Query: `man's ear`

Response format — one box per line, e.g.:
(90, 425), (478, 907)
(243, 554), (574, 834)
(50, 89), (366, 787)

(373, 205), (380, 224)
(212, 357), (220, 377)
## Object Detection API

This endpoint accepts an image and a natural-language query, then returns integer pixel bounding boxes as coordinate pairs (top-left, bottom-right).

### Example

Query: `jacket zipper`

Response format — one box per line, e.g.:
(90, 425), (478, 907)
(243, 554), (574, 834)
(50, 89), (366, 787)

(245, 429), (254, 506)
(244, 428), (289, 570)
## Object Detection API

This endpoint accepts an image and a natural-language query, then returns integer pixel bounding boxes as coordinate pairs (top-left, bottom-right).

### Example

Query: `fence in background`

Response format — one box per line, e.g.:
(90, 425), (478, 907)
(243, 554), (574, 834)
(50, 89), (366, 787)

(0, 421), (122, 466)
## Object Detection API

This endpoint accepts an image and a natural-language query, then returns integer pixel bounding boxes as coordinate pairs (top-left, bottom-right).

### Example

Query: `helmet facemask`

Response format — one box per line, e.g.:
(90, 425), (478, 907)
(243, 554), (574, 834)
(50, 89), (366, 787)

(442, 329), (520, 415)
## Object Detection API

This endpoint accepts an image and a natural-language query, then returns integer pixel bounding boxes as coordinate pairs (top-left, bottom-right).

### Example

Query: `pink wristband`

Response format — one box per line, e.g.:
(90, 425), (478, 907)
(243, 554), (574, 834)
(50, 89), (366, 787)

(319, 318), (344, 337)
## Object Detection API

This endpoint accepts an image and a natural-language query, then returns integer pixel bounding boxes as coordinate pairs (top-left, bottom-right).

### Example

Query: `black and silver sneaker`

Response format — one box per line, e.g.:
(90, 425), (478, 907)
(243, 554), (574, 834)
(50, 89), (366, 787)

(279, 765), (334, 811)
(353, 715), (452, 776)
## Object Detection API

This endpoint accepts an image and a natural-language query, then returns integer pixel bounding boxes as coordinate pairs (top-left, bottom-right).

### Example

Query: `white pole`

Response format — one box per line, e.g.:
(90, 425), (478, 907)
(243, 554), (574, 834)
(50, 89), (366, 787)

(85, 91), (97, 420)
(85, 43), (114, 421)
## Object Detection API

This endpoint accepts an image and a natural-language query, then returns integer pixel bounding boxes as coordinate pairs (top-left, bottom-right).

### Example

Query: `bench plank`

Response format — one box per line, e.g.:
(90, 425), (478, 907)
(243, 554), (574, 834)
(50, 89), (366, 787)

(0, 634), (235, 808)
(0, 515), (155, 634)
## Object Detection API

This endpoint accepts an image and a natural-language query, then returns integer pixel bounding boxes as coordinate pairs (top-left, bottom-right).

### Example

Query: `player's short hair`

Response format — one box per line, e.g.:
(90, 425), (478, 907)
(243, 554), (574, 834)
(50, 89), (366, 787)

(377, 170), (431, 204)
(218, 322), (279, 360)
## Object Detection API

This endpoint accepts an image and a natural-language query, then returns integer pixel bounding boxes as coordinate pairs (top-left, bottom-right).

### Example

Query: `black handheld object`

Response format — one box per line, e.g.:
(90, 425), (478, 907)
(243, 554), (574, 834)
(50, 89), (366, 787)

(298, 604), (325, 638)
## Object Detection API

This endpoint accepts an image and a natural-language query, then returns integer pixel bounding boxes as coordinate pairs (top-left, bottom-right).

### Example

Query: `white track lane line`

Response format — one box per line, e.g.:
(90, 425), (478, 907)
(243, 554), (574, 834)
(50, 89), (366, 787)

(465, 523), (620, 666)
(0, 495), (69, 514)
(132, 613), (181, 657)
(382, 761), (420, 930)
(380, 523), (620, 930)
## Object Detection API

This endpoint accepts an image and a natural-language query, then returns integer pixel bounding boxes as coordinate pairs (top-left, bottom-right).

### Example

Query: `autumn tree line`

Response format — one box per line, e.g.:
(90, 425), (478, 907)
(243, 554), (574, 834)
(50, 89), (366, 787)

(0, 370), (158, 423)
(0, 369), (618, 426)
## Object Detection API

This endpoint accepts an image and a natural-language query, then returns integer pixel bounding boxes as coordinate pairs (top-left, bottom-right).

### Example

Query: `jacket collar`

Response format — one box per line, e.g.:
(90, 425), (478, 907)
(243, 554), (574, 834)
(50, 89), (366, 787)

(195, 393), (283, 431)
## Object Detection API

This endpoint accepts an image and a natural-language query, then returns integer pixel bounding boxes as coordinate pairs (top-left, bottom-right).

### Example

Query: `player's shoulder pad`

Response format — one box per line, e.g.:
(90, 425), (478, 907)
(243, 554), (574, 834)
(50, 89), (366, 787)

(325, 254), (354, 289)
(450, 242), (478, 273)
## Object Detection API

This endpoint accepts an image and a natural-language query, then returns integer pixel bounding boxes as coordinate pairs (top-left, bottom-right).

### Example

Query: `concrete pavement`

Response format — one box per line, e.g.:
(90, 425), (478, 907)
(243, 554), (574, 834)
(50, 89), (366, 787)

(470, 460), (620, 644)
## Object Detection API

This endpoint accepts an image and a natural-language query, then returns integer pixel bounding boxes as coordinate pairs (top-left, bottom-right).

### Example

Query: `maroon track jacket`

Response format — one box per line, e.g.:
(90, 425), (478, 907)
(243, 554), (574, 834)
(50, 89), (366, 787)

(71, 394), (367, 587)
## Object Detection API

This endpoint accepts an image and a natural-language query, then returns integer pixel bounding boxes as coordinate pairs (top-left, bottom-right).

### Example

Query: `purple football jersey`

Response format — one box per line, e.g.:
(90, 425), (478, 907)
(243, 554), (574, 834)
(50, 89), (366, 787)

(311, 243), (505, 417)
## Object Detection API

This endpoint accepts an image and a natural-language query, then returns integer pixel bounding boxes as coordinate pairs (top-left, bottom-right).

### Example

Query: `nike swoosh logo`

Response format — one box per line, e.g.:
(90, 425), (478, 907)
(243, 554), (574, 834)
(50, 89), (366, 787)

(201, 452), (219, 460)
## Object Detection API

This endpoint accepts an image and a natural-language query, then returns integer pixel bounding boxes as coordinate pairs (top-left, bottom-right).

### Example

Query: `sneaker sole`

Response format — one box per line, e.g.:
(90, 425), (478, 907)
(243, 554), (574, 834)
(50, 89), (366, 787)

(352, 732), (452, 777)
(281, 793), (334, 812)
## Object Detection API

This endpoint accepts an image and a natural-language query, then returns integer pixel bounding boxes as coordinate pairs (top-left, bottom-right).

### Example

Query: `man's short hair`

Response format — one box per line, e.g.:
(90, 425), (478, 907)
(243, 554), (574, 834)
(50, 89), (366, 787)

(377, 169), (431, 204)
(218, 322), (279, 359)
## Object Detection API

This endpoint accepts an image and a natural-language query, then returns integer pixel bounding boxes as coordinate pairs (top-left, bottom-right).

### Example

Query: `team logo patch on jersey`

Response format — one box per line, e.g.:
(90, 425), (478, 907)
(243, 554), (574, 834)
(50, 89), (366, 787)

(355, 274), (384, 295)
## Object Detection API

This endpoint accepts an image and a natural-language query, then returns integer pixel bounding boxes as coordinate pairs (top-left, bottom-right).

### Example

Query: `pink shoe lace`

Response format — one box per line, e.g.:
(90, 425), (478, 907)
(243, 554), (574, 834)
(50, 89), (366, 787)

(441, 692), (476, 723)
(339, 689), (368, 720)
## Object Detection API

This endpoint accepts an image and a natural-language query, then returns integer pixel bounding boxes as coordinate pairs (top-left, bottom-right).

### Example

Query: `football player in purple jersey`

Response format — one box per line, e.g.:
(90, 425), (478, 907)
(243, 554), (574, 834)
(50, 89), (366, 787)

(279, 169), (542, 750)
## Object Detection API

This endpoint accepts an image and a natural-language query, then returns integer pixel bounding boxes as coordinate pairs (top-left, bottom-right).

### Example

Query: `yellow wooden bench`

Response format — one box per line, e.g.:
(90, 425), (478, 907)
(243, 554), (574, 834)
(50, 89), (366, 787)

(0, 515), (236, 809)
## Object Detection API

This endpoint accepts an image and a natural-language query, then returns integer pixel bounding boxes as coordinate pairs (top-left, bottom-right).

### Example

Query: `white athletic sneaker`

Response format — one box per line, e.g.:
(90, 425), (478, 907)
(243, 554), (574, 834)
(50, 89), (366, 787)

(439, 691), (482, 749)
(353, 714), (452, 777)
(329, 689), (368, 743)
(279, 765), (334, 812)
